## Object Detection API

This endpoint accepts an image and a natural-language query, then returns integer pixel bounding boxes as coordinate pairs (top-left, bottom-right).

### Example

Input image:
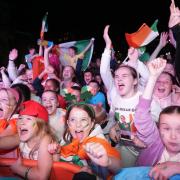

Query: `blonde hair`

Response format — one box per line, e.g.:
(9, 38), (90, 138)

(29, 118), (57, 159)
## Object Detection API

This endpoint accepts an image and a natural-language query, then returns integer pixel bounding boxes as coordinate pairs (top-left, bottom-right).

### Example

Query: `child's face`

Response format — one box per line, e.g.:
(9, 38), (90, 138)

(89, 82), (99, 96)
(42, 91), (58, 115)
(63, 66), (74, 80)
(17, 115), (37, 142)
(84, 72), (93, 84)
(67, 107), (94, 142)
(95, 75), (102, 85)
(44, 81), (56, 91)
(159, 113), (180, 155)
(71, 90), (81, 102)
(29, 48), (35, 55)
(114, 67), (137, 98)
(0, 90), (16, 118)
(154, 73), (173, 99)
(68, 48), (76, 57)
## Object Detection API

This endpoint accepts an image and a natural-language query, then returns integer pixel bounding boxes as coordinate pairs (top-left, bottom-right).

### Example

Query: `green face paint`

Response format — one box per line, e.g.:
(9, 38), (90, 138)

(32, 122), (36, 127)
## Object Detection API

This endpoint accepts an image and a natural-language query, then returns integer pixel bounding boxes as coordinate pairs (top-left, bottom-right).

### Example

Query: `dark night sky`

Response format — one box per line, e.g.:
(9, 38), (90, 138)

(0, 0), (179, 64)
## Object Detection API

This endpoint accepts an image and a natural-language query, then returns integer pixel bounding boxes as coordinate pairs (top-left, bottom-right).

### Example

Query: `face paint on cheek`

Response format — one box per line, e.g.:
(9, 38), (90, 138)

(83, 122), (89, 129)
(32, 122), (36, 128)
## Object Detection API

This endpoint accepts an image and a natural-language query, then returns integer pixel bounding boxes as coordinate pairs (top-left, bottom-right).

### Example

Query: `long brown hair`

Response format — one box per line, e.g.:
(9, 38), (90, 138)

(63, 103), (96, 143)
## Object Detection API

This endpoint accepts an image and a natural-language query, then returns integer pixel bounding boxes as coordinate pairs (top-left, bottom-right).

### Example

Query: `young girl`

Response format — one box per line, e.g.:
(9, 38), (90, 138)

(100, 25), (160, 167)
(10, 100), (58, 180)
(134, 57), (180, 179)
(48, 102), (121, 179)
(0, 88), (21, 158)
(41, 90), (66, 142)
(153, 71), (180, 109)
(0, 88), (20, 136)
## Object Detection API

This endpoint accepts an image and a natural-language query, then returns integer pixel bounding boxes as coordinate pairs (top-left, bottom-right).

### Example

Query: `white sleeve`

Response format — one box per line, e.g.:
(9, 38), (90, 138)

(100, 48), (114, 92)
(150, 98), (162, 123)
(7, 60), (18, 81)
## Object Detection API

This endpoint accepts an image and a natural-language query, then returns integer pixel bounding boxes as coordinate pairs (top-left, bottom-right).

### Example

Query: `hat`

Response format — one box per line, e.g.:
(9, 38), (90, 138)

(19, 100), (48, 122)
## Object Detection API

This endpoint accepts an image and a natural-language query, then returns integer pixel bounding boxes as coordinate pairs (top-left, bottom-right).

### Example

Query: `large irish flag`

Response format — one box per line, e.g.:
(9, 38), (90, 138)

(59, 39), (94, 71)
(125, 20), (159, 48)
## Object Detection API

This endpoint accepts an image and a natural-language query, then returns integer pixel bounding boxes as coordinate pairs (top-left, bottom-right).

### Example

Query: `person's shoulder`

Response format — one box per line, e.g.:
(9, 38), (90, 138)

(40, 135), (53, 146)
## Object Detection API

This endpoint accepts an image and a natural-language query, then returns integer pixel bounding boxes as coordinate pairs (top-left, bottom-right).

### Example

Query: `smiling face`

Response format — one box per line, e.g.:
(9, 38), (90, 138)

(89, 81), (100, 96)
(63, 66), (74, 81)
(159, 113), (180, 156)
(84, 72), (93, 85)
(42, 91), (59, 115)
(67, 107), (94, 142)
(0, 89), (17, 119)
(154, 73), (173, 99)
(17, 115), (38, 143)
(114, 66), (137, 98)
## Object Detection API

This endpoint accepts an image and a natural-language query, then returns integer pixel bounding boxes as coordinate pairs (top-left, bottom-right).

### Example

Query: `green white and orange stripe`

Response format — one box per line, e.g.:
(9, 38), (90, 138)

(59, 39), (94, 71)
(40, 12), (48, 39)
(125, 20), (159, 48)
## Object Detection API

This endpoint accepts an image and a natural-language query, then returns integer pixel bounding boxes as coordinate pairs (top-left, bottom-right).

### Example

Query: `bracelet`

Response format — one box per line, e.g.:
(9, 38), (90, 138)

(24, 167), (32, 180)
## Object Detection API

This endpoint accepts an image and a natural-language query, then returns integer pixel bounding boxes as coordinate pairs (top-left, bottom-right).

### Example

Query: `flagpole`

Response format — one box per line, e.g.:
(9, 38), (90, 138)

(122, 55), (129, 63)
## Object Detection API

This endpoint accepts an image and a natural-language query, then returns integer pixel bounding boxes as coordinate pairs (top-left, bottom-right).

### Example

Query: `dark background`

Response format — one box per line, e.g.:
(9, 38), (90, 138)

(0, 0), (179, 66)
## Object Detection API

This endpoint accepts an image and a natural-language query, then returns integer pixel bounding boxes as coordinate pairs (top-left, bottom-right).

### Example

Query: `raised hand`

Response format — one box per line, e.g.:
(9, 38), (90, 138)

(168, 0), (180, 28)
(147, 58), (167, 78)
(84, 142), (109, 167)
(159, 32), (168, 48)
(44, 44), (53, 54)
(9, 49), (18, 61)
(0, 67), (6, 74)
(103, 25), (112, 49)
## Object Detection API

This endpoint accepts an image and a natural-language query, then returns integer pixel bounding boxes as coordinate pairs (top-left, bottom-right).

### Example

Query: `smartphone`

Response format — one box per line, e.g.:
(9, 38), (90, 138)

(121, 134), (132, 142)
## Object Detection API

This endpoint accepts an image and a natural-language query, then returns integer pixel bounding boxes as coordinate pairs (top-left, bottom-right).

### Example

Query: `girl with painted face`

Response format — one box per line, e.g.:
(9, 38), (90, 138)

(134, 57), (180, 179)
(100, 25), (161, 167)
(10, 100), (58, 180)
(48, 103), (121, 178)
(42, 90), (66, 142)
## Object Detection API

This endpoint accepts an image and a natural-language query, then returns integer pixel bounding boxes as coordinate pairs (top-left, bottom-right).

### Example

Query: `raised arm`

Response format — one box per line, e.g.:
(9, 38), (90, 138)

(124, 47), (150, 90)
(0, 67), (11, 88)
(149, 32), (168, 61)
(7, 49), (18, 81)
(100, 25), (115, 92)
(134, 58), (166, 145)
(43, 45), (53, 68)
(169, 0), (180, 84)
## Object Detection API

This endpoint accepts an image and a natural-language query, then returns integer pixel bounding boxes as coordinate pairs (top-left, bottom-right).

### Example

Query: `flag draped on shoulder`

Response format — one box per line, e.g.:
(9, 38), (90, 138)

(125, 20), (159, 48)
(58, 39), (94, 71)
(40, 12), (48, 40)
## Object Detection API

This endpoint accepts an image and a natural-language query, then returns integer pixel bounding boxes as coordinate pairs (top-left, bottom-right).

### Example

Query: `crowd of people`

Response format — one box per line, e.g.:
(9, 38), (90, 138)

(0, 0), (180, 179)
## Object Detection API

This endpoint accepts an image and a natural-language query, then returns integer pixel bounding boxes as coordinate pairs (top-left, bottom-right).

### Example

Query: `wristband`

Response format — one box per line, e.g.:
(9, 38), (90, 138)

(25, 167), (32, 180)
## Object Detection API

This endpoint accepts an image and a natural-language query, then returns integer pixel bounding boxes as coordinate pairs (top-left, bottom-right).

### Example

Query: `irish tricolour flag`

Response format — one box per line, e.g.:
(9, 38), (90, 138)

(125, 20), (159, 48)
(40, 12), (48, 40)
(59, 39), (94, 71)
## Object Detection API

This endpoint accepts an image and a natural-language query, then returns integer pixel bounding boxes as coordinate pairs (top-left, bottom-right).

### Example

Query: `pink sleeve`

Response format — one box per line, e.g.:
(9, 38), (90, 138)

(134, 97), (160, 146)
